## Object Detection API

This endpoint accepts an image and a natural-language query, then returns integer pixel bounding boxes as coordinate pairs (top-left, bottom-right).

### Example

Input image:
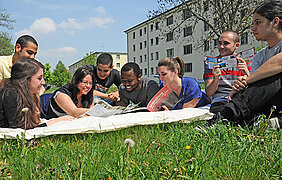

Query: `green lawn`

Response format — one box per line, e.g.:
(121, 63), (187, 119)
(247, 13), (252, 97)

(0, 120), (281, 179)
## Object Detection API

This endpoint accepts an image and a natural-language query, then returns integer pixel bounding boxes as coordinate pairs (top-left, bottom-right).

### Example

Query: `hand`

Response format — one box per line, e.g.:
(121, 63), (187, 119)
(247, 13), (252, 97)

(162, 105), (169, 111)
(108, 91), (120, 101)
(212, 65), (221, 78)
(232, 75), (248, 92)
(227, 89), (237, 102)
(237, 57), (249, 75)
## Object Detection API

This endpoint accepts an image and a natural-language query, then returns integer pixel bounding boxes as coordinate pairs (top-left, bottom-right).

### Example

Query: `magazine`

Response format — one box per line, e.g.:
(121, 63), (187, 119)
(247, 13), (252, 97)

(83, 84), (179, 117)
(82, 100), (147, 117)
(204, 48), (255, 70)
(147, 85), (179, 112)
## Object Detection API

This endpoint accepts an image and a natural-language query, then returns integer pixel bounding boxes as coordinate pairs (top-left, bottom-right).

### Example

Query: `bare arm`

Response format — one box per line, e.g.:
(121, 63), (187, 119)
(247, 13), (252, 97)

(246, 52), (282, 84)
(54, 93), (89, 117)
(46, 115), (75, 126)
(205, 65), (221, 97)
(182, 98), (200, 108)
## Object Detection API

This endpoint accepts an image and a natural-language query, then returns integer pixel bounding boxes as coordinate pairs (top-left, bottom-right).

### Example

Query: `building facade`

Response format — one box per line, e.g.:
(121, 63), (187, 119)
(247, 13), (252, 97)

(124, 5), (263, 82)
(69, 52), (128, 75)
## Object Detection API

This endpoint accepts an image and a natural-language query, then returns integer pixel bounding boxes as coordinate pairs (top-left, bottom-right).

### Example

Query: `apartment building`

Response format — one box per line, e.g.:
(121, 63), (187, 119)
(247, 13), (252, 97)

(69, 52), (128, 75)
(124, 5), (262, 82)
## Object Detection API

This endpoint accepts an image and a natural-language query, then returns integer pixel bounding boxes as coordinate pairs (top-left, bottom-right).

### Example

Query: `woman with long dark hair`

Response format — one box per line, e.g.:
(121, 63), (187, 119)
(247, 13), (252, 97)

(158, 57), (210, 110)
(44, 66), (95, 119)
(0, 58), (74, 129)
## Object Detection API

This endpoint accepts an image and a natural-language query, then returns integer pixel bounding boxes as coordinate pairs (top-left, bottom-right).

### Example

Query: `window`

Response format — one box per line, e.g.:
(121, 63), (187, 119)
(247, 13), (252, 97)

(140, 29), (142, 36)
(184, 44), (192, 54)
(183, 9), (192, 20)
(144, 68), (147, 75)
(116, 54), (120, 59)
(204, 22), (209, 31)
(155, 22), (159, 30)
(144, 27), (147, 34)
(167, 32), (173, 41)
(184, 26), (192, 37)
(116, 63), (120, 68)
(133, 57), (136, 63)
(204, 40), (209, 51)
(167, 16), (173, 26)
(140, 69), (143, 75)
(150, 24), (154, 31)
(133, 32), (135, 39)
(144, 54), (147, 62)
(151, 67), (154, 75)
(241, 33), (248, 45)
(155, 37), (159, 45)
(214, 38), (219, 48)
(144, 41), (147, 48)
(155, 52), (159, 60)
(167, 48), (174, 57)
(184, 63), (192, 72)
(140, 55), (142, 63)
(140, 42), (142, 50)
(156, 67), (158, 75)
(133, 45), (135, 51)
(150, 38), (153, 46)
(151, 53), (154, 60)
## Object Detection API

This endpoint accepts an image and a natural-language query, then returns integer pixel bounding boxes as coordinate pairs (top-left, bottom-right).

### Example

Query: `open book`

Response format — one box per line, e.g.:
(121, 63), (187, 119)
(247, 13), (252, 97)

(82, 84), (179, 117)
(82, 100), (148, 117)
(204, 48), (254, 70)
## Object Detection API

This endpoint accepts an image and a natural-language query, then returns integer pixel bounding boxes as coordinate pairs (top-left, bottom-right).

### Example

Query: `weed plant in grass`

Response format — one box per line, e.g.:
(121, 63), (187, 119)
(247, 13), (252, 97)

(0, 122), (281, 179)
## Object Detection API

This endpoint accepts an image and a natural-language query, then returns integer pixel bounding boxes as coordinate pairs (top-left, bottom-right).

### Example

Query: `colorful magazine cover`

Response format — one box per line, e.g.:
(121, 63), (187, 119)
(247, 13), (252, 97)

(147, 85), (179, 112)
(204, 48), (255, 70)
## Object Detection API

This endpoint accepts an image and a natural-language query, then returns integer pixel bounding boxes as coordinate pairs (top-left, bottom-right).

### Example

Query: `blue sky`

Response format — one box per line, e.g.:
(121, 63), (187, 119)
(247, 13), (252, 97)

(0, 0), (158, 69)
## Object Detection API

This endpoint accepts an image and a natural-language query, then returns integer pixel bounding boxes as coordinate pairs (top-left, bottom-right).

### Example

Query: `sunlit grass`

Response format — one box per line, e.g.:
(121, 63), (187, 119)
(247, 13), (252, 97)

(0, 120), (281, 179)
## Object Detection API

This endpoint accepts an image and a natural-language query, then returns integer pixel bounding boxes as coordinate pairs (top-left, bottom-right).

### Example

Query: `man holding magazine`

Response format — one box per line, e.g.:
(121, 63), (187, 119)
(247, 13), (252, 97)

(203, 30), (251, 113)
(197, 0), (281, 130)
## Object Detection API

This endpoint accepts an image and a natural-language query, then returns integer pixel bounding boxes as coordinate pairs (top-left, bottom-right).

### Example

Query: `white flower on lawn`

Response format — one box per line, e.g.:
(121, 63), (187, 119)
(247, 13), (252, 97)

(124, 138), (135, 147)
(22, 107), (29, 112)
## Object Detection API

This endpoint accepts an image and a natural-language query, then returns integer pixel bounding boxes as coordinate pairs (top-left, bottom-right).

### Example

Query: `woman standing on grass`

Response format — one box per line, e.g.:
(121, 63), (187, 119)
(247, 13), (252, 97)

(158, 57), (210, 110)
(43, 66), (95, 119)
(0, 58), (74, 129)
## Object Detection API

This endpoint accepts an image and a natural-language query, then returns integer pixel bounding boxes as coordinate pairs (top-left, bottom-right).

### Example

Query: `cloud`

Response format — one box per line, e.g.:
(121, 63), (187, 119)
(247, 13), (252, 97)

(95, 6), (106, 14)
(58, 17), (114, 30)
(15, 18), (56, 37)
(58, 18), (82, 29)
(39, 47), (78, 58)
(88, 17), (114, 28)
(15, 16), (114, 38)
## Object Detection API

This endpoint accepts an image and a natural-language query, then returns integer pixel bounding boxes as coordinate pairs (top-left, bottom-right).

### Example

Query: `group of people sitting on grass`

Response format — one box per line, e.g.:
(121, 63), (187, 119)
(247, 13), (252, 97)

(0, 0), (281, 130)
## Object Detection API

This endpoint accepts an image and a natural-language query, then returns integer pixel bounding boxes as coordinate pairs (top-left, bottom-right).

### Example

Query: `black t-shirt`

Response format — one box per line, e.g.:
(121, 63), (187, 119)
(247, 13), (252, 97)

(88, 65), (121, 93)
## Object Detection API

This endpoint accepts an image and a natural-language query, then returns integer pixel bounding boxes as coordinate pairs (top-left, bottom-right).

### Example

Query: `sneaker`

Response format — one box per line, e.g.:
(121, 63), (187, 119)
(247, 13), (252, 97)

(195, 112), (223, 132)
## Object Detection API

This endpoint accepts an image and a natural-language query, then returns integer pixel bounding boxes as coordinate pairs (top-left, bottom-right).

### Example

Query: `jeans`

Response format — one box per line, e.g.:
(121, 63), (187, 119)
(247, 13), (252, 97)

(211, 73), (282, 126)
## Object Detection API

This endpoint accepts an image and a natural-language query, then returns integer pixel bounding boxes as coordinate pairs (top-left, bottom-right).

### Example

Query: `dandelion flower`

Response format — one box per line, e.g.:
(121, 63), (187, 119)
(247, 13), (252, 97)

(22, 107), (29, 112)
(185, 146), (191, 150)
(0, 161), (2, 165)
(130, 160), (133, 164)
(124, 138), (135, 147)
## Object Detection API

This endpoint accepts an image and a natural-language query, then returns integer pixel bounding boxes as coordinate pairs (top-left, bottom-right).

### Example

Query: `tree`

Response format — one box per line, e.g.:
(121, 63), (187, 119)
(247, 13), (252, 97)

(81, 51), (98, 67)
(43, 63), (54, 84)
(0, 32), (13, 56)
(0, 8), (15, 55)
(0, 8), (15, 30)
(51, 61), (72, 87)
(148, 0), (263, 49)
